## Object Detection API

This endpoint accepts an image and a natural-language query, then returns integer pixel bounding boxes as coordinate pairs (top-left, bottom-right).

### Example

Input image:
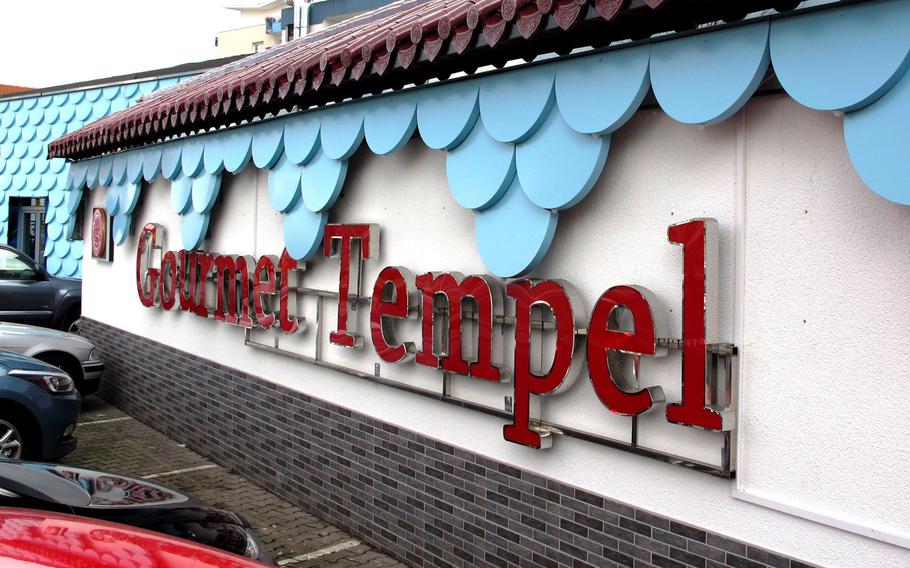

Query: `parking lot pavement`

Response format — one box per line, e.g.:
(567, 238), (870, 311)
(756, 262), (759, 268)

(61, 397), (408, 568)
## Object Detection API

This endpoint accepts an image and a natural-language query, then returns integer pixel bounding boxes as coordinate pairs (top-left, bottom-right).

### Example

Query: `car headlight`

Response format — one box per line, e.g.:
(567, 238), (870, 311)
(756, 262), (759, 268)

(243, 529), (272, 563)
(88, 349), (101, 361)
(9, 370), (75, 394)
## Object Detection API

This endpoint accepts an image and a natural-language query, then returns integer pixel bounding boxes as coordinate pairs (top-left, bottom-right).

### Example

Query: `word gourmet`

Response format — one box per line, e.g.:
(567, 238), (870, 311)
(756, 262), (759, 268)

(136, 220), (734, 449)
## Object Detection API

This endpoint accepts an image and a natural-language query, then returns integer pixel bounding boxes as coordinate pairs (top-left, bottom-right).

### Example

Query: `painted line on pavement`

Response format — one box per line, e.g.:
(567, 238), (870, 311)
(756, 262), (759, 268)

(79, 417), (131, 426)
(142, 464), (218, 479)
(277, 539), (362, 565)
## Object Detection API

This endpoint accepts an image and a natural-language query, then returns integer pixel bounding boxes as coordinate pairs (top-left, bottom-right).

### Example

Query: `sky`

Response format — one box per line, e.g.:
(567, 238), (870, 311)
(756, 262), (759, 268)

(0, 1), (243, 88)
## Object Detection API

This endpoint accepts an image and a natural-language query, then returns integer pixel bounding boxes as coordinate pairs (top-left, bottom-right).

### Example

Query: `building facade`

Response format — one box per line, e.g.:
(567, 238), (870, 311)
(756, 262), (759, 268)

(50, 0), (910, 567)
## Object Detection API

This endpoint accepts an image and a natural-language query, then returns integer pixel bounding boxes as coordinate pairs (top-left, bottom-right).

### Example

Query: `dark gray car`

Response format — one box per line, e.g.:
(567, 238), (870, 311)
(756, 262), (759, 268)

(0, 245), (81, 332)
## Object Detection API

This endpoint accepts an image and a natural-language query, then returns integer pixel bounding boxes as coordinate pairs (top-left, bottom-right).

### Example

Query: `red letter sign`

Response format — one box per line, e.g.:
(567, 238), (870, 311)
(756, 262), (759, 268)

(666, 219), (734, 431)
(414, 273), (504, 380)
(324, 224), (378, 348)
(253, 255), (278, 329)
(136, 224), (161, 308)
(278, 249), (304, 334)
(588, 286), (667, 416)
(505, 280), (585, 449)
(370, 266), (416, 363)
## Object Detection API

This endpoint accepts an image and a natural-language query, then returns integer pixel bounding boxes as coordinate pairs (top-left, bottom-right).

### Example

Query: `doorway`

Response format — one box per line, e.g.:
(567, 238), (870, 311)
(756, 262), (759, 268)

(8, 197), (47, 266)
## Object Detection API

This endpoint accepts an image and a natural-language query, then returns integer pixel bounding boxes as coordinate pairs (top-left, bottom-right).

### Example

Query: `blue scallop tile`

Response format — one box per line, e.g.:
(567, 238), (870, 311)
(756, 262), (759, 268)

(181, 208), (209, 250)
(267, 156), (302, 213)
(122, 181), (142, 214)
(59, 105), (76, 123)
(21, 125), (36, 142)
(222, 128), (253, 173)
(203, 133), (226, 174)
(479, 65), (556, 143)
(25, 173), (41, 192)
(417, 81), (480, 150)
(283, 115), (320, 165)
(126, 150), (144, 183)
(85, 88), (102, 103)
(110, 98), (129, 113)
(92, 100), (111, 120)
(51, 93), (67, 105)
(160, 143), (183, 180)
(113, 213), (132, 245)
(474, 178), (558, 278)
(651, 22), (770, 125)
(66, 188), (83, 216)
(51, 123), (66, 139)
(191, 172), (221, 213)
(84, 159), (100, 188)
(9, 99), (22, 111)
(35, 160), (50, 175)
(283, 200), (328, 260)
(142, 146), (163, 180)
(0, 144), (11, 159)
(106, 185), (121, 215)
(44, 239), (55, 257)
(252, 120), (285, 168)
(102, 86), (120, 100)
(8, 127), (21, 144)
(44, 107), (59, 124)
(320, 103), (365, 160)
(446, 120), (515, 210)
(0, 113), (13, 128)
(111, 154), (128, 185)
(28, 109), (43, 125)
(40, 173), (56, 190)
(46, 256), (62, 275)
(0, 100), (7, 112)
(0, 175), (9, 192)
(844, 68), (910, 205)
(139, 80), (159, 95)
(68, 90), (85, 104)
(121, 83), (140, 98)
(37, 96), (51, 109)
(49, 158), (66, 174)
(14, 112), (28, 127)
(36, 124), (51, 141)
(71, 240), (83, 260)
(171, 175), (192, 214)
(61, 257), (80, 277)
(770, 0), (910, 112)
(49, 191), (64, 207)
(98, 156), (114, 186)
(364, 92), (418, 155)
(75, 101), (93, 122)
(181, 137), (205, 178)
(69, 162), (88, 190)
(27, 141), (43, 158)
(47, 222), (63, 242)
(301, 148), (347, 213)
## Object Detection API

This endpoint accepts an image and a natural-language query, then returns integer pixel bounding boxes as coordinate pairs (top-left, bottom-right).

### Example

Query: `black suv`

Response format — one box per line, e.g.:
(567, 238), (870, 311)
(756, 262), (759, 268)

(0, 245), (81, 332)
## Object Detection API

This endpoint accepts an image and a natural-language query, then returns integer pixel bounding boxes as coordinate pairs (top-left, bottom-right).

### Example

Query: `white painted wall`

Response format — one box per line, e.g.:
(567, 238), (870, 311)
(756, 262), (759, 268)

(81, 93), (910, 567)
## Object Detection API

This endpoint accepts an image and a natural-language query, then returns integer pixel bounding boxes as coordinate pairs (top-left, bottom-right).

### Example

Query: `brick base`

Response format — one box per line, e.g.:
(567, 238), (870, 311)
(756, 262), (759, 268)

(82, 318), (814, 568)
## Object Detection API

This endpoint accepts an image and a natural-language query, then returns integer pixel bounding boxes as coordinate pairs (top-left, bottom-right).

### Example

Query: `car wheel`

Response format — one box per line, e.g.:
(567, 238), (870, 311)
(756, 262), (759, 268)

(0, 419), (24, 460)
(67, 318), (81, 335)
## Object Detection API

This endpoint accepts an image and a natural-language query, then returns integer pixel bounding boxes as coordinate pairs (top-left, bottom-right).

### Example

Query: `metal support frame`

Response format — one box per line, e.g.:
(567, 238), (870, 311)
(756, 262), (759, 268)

(240, 283), (738, 478)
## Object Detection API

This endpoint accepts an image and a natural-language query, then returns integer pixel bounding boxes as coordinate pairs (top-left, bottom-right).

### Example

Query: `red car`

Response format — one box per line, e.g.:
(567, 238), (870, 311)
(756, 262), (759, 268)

(0, 507), (267, 567)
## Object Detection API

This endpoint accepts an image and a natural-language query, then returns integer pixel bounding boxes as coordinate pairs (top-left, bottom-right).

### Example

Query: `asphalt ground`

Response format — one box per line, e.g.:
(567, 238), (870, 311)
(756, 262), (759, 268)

(59, 397), (409, 568)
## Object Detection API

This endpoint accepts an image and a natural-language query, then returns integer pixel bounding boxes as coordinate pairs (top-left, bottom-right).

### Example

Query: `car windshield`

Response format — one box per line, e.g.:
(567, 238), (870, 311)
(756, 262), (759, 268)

(0, 461), (189, 508)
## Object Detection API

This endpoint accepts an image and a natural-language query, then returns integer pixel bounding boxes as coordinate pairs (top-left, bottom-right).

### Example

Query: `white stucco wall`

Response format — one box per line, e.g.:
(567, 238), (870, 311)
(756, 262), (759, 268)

(80, 93), (910, 567)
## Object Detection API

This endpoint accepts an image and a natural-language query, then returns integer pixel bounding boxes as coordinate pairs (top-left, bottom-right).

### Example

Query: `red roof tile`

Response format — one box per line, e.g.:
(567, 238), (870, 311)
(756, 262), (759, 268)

(0, 84), (32, 96)
(49, 0), (800, 160)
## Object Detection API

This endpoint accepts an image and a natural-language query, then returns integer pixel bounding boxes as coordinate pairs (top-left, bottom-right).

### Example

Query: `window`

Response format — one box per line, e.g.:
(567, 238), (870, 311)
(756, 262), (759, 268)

(252, 41), (265, 53)
(0, 248), (37, 281)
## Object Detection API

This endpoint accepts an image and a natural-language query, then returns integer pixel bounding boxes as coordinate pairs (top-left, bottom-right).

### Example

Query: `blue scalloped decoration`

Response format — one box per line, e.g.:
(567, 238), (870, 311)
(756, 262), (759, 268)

(516, 110), (610, 210)
(283, 116), (320, 165)
(252, 121), (285, 169)
(320, 104), (365, 160)
(283, 200), (328, 260)
(844, 68), (910, 205)
(105, 184), (121, 215)
(416, 81), (479, 150)
(113, 213), (132, 245)
(142, 147), (162, 181)
(475, 178), (558, 278)
(111, 153), (128, 185)
(84, 159), (100, 189)
(181, 208), (210, 250)
(203, 134), (226, 175)
(65, 188), (83, 216)
(223, 129), (253, 173)
(301, 149), (347, 213)
(171, 175), (193, 214)
(126, 149), (144, 183)
(181, 137), (206, 178)
(771, 0), (910, 112)
(192, 173), (221, 213)
(268, 156), (303, 213)
(651, 22), (770, 125)
(446, 120), (515, 210)
(98, 156), (114, 187)
(479, 65), (555, 144)
(161, 143), (183, 180)
(364, 93), (418, 155)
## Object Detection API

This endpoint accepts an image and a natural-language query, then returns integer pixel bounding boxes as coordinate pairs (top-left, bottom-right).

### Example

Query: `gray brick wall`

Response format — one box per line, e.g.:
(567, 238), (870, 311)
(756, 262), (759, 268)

(82, 318), (818, 568)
